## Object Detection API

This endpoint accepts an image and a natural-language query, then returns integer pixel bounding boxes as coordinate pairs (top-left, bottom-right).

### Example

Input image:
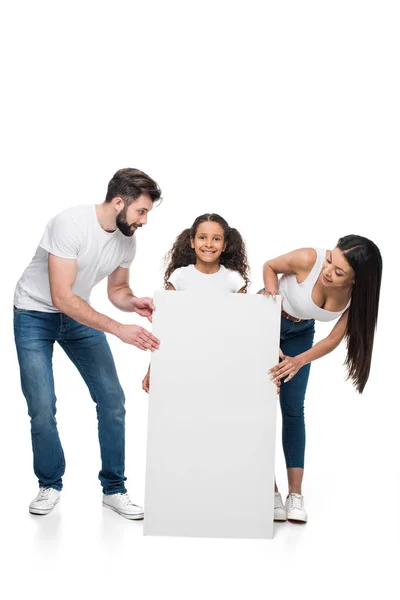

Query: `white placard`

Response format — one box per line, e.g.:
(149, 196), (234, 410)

(144, 291), (281, 539)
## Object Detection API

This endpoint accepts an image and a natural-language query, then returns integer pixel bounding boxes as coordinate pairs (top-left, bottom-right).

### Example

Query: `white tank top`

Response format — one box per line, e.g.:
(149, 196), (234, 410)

(278, 248), (351, 322)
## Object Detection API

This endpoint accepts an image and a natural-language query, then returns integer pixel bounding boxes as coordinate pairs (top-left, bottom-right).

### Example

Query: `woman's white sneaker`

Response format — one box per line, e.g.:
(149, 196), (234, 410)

(285, 493), (308, 522)
(274, 492), (287, 521)
(102, 492), (144, 520)
(29, 487), (61, 515)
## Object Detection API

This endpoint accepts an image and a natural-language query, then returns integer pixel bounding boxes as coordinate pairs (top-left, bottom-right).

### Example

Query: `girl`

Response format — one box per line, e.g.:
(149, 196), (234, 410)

(142, 213), (250, 392)
(262, 235), (382, 523)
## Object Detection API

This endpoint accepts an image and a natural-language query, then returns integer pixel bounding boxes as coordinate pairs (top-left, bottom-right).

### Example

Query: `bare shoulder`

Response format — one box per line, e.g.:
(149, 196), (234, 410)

(297, 248), (318, 270)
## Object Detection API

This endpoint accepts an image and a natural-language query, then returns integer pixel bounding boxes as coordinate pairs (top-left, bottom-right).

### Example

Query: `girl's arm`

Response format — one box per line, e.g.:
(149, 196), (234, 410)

(142, 364), (151, 393)
(143, 281), (176, 393)
(269, 310), (349, 383)
(263, 248), (317, 296)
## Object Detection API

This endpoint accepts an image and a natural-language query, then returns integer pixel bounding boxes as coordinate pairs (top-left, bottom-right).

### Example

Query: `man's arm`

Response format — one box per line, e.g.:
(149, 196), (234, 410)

(107, 266), (136, 312)
(48, 255), (159, 350)
(108, 266), (157, 319)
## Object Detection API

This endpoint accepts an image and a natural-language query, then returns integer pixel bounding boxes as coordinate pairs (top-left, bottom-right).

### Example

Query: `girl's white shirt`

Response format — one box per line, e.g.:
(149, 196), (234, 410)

(168, 264), (245, 293)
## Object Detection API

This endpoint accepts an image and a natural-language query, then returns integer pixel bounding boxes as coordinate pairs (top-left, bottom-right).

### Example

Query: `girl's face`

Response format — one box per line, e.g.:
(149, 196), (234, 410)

(191, 221), (226, 264)
(321, 248), (355, 289)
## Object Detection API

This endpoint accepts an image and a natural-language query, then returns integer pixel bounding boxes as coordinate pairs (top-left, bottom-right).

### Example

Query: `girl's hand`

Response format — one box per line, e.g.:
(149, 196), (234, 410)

(269, 351), (305, 383)
(142, 367), (151, 393)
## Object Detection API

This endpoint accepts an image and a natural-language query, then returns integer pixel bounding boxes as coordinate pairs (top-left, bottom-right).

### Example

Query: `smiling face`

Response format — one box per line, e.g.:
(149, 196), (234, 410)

(190, 221), (226, 266)
(115, 194), (153, 237)
(321, 248), (355, 288)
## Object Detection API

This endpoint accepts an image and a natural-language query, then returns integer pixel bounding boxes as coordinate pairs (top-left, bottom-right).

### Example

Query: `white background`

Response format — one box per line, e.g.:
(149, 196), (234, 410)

(1, 1), (398, 598)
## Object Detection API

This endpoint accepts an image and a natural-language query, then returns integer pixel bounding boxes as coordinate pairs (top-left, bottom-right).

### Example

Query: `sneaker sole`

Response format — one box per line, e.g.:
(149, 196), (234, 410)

(102, 502), (144, 520)
(29, 498), (60, 515)
(287, 516), (307, 523)
(274, 516), (287, 522)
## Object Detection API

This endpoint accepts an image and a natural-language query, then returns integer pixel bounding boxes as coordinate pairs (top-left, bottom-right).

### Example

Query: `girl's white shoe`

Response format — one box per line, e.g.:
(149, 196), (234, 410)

(274, 492), (287, 521)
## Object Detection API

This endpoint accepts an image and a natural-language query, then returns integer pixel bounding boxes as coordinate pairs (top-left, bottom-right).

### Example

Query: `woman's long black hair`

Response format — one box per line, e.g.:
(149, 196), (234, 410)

(338, 235), (382, 393)
(164, 213), (251, 291)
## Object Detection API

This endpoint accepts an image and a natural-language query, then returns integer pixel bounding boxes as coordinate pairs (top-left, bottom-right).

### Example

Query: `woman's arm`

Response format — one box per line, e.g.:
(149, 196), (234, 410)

(269, 310), (349, 383)
(263, 248), (317, 296)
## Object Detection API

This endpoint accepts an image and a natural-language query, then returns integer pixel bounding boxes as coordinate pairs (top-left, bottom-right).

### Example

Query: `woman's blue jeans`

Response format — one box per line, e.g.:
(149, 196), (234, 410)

(279, 316), (315, 469)
(13, 308), (127, 494)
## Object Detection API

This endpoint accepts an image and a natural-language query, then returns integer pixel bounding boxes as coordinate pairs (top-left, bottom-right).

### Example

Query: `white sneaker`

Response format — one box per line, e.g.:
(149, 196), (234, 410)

(102, 492), (144, 520)
(274, 492), (287, 521)
(29, 487), (61, 515)
(285, 493), (308, 522)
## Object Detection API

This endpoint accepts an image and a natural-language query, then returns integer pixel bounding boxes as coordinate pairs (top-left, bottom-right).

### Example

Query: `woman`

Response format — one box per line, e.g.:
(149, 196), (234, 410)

(262, 235), (382, 523)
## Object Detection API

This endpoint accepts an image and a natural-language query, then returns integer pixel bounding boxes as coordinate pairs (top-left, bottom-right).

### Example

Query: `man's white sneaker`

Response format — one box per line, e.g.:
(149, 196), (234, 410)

(285, 493), (308, 522)
(29, 487), (61, 515)
(274, 492), (287, 521)
(102, 492), (144, 520)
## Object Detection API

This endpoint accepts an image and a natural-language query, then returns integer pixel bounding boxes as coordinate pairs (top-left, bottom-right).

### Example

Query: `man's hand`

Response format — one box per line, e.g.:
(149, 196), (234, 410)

(117, 324), (160, 351)
(132, 297), (155, 321)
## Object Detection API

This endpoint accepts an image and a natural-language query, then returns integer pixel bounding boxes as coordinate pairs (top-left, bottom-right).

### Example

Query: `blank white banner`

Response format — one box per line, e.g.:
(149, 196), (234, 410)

(144, 291), (281, 539)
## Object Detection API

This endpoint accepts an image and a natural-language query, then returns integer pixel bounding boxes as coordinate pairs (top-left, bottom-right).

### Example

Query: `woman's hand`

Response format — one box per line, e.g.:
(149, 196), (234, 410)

(257, 289), (284, 307)
(258, 288), (279, 298)
(269, 350), (306, 383)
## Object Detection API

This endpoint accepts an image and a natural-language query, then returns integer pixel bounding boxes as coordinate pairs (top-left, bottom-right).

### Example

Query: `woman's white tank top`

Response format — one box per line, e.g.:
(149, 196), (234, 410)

(278, 248), (351, 322)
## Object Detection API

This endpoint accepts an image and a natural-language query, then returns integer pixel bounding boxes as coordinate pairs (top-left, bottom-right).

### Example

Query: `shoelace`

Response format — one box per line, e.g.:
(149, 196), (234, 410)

(288, 494), (304, 510)
(118, 493), (138, 508)
(37, 487), (53, 501)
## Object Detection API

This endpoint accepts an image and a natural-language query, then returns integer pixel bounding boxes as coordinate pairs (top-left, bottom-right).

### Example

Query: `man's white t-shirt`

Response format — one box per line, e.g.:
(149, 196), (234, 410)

(168, 264), (245, 293)
(14, 205), (136, 312)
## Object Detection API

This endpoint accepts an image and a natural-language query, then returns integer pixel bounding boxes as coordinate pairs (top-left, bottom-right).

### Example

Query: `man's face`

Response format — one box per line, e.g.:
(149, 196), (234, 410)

(116, 194), (153, 237)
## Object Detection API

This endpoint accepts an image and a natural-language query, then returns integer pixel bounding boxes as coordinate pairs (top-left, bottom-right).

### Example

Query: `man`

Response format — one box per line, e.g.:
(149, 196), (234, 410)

(14, 168), (161, 519)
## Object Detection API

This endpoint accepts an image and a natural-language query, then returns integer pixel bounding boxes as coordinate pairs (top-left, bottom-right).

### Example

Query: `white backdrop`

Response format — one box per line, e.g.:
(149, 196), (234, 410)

(1, 1), (398, 599)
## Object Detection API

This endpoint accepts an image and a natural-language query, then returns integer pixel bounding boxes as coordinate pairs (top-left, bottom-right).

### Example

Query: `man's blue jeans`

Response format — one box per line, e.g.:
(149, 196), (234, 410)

(14, 308), (127, 494)
(279, 316), (315, 469)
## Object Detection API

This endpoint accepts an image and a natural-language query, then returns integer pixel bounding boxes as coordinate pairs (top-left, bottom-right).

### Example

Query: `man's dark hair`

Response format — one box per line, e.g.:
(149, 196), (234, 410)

(105, 168), (162, 204)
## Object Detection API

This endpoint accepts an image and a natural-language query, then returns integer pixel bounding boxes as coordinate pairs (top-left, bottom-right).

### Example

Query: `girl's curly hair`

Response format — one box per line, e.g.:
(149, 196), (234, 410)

(163, 213), (251, 291)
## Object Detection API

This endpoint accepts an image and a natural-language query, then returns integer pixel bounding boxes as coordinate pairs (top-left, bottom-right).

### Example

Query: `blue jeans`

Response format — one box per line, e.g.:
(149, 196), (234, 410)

(13, 308), (127, 494)
(279, 316), (315, 468)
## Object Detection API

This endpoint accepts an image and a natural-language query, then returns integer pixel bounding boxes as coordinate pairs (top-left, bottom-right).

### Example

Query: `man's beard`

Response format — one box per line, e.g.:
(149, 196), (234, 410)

(116, 208), (141, 237)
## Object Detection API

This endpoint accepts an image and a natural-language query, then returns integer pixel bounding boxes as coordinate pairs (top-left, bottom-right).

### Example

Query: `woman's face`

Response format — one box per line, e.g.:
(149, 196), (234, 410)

(321, 248), (355, 289)
(191, 221), (226, 264)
